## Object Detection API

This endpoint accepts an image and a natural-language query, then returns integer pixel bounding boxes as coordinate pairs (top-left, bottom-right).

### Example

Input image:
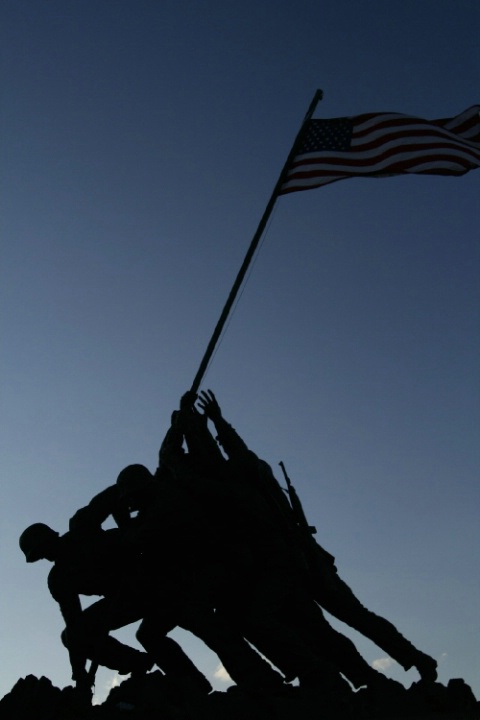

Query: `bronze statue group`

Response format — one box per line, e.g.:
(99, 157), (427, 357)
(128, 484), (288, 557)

(20, 390), (438, 706)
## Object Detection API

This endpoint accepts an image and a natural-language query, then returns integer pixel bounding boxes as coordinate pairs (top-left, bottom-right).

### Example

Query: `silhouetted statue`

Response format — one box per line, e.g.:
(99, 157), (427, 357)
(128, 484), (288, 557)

(19, 387), (439, 710)
(19, 505), (212, 700)
(178, 390), (389, 693)
(196, 389), (438, 685)
(18, 521), (152, 701)
(114, 438), (286, 693)
(146, 394), (355, 696)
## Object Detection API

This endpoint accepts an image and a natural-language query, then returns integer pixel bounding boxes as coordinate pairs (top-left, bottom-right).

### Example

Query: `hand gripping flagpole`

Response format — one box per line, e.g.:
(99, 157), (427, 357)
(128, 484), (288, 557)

(190, 89), (323, 394)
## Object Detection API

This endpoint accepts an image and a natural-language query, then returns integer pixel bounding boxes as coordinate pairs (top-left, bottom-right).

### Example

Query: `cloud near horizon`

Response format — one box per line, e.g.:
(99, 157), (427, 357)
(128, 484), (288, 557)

(213, 664), (233, 683)
(92, 673), (121, 705)
(372, 657), (396, 672)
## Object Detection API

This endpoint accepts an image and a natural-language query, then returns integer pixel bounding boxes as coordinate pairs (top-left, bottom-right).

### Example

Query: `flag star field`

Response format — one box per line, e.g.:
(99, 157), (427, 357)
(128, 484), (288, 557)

(298, 119), (353, 153)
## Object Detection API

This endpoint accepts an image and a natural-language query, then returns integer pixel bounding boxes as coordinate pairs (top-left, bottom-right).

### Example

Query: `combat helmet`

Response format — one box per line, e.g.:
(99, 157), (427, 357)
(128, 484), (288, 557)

(19, 523), (59, 562)
(116, 464), (154, 509)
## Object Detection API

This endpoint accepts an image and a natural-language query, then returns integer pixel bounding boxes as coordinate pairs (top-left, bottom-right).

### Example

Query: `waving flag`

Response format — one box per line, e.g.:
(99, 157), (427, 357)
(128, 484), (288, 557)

(192, 93), (479, 392)
(280, 105), (480, 193)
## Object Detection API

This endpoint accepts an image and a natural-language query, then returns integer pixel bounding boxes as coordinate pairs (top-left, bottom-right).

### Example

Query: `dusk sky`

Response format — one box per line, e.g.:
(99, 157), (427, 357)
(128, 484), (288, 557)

(2, 0), (479, 704)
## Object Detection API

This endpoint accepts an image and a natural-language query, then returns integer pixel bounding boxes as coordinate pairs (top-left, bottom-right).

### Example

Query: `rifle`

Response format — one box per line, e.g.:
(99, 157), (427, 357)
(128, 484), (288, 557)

(278, 461), (336, 569)
(279, 461), (317, 536)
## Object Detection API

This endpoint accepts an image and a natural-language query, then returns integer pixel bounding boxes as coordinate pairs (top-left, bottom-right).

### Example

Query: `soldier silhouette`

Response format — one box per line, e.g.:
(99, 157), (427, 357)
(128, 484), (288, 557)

(18, 521), (152, 700)
(113, 421), (287, 693)
(19, 498), (212, 700)
(156, 393), (363, 697)
(174, 390), (389, 693)
(195, 389), (438, 685)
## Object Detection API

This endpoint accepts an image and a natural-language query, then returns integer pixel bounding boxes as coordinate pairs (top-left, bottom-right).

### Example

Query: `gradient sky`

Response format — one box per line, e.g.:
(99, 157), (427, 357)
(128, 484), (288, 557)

(2, 0), (479, 704)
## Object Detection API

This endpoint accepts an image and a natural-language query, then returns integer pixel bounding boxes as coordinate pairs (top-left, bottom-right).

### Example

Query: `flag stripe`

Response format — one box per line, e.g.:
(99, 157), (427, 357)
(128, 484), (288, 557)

(288, 151), (477, 179)
(280, 105), (480, 193)
(294, 139), (480, 165)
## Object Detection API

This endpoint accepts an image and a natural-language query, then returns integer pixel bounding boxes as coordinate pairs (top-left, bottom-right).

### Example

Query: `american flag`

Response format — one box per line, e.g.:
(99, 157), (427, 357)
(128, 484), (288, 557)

(280, 105), (480, 194)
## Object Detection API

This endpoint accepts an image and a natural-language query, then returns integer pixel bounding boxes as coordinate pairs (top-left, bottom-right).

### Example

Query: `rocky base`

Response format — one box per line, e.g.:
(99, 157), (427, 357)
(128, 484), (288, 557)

(1, 672), (479, 720)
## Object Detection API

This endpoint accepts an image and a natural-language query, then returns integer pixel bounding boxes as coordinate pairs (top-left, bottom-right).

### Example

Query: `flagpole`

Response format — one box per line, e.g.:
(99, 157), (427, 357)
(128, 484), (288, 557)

(190, 89), (323, 394)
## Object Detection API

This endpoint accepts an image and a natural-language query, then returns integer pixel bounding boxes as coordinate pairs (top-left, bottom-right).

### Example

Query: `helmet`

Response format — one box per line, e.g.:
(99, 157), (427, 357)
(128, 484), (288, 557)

(116, 464), (153, 507)
(19, 523), (59, 562)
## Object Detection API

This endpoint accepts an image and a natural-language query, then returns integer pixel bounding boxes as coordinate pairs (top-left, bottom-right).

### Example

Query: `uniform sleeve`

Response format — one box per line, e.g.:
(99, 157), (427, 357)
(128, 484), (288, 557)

(48, 566), (83, 627)
(69, 485), (130, 531)
(212, 417), (262, 482)
(158, 423), (186, 473)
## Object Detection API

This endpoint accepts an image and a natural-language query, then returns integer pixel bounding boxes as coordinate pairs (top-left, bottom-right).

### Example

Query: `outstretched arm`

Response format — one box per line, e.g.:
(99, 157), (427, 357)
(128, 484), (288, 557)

(197, 389), (250, 460)
(196, 389), (222, 424)
(69, 485), (131, 532)
(158, 391), (197, 471)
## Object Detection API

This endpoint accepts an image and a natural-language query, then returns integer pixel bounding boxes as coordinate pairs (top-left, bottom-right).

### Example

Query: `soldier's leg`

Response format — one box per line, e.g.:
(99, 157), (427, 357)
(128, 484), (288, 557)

(316, 572), (437, 681)
(244, 618), (332, 685)
(67, 597), (152, 675)
(247, 596), (382, 691)
(179, 601), (285, 691)
(285, 591), (398, 690)
(237, 571), (350, 696)
(136, 616), (212, 694)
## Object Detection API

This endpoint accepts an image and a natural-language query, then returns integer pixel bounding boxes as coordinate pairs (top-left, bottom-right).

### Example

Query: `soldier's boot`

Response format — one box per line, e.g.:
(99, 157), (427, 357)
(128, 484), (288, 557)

(93, 635), (154, 676)
(367, 673), (407, 696)
(411, 651), (438, 683)
(356, 676), (409, 719)
(297, 663), (354, 716)
(332, 598), (438, 683)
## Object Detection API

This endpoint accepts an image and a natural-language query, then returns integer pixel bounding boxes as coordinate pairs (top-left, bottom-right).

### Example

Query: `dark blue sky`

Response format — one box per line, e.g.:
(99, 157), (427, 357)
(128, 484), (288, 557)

(2, 0), (479, 703)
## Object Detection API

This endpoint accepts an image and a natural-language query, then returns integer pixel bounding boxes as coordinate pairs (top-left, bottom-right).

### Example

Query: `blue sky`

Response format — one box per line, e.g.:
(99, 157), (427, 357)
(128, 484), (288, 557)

(1, 0), (479, 704)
